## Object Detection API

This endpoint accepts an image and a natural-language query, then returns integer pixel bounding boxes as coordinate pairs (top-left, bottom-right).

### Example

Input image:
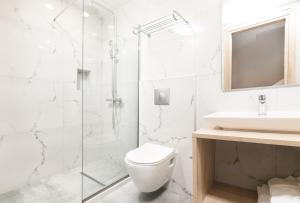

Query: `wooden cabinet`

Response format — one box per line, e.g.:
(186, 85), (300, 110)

(192, 128), (300, 203)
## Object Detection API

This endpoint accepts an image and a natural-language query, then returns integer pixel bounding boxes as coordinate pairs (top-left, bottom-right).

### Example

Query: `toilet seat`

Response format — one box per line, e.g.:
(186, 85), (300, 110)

(125, 143), (176, 192)
(125, 143), (174, 165)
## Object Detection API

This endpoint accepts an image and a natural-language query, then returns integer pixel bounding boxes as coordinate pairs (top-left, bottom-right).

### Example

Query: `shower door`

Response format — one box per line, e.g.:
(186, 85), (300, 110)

(82, 0), (139, 200)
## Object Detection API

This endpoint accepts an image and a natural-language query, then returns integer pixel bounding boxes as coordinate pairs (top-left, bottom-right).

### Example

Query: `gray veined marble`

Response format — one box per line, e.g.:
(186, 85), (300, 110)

(7, 0), (300, 203)
(139, 76), (196, 197)
(0, 158), (128, 203)
(90, 180), (192, 203)
(215, 141), (300, 191)
(0, 0), (83, 196)
(0, 169), (82, 203)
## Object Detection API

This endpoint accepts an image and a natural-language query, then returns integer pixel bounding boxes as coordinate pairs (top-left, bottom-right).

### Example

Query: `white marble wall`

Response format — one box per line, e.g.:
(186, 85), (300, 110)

(113, 0), (212, 200)
(82, 0), (139, 170)
(117, 0), (300, 200)
(0, 0), (139, 196)
(137, 24), (197, 198)
(196, 0), (300, 191)
(222, 0), (296, 26)
(2, 0), (299, 200)
(0, 0), (83, 195)
(139, 76), (196, 197)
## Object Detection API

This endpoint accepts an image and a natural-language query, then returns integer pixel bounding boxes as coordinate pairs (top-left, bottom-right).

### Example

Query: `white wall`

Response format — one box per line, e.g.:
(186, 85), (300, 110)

(82, 0), (139, 170)
(0, 0), (83, 195)
(222, 0), (296, 26)
(117, 0), (300, 200)
(113, 0), (220, 201)
(0, 0), (139, 196)
(2, 0), (299, 199)
(198, 0), (300, 191)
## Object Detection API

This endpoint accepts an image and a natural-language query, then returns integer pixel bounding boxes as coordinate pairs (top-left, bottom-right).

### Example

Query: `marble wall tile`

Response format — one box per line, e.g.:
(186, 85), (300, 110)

(81, 1), (139, 186)
(0, 0), (83, 195)
(195, 0), (300, 191)
(113, 0), (204, 201)
(140, 32), (196, 80)
(62, 124), (82, 170)
(3, 0), (300, 200)
(139, 77), (196, 196)
(120, 0), (300, 199)
(215, 141), (277, 190)
(215, 141), (300, 190)
(0, 132), (57, 194)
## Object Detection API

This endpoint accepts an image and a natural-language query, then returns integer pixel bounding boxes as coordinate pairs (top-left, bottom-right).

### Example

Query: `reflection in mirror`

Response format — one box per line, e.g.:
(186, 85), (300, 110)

(232, 20), (285, 89)
(222, 0), (300, 91)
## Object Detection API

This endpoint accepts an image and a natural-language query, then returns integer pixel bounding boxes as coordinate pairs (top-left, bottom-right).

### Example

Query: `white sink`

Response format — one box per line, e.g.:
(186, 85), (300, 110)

(204, 112), (300, 133)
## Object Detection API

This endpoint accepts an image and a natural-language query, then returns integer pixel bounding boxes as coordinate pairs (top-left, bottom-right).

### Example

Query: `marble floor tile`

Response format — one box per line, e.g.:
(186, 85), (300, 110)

(83, 159), (127, 185)
(83, 159), (127, 199)
(90, 181), (192, 203)
(0, 158), (127, 203)
(0, 161), (190, 203)
(0, 168), (81, 203)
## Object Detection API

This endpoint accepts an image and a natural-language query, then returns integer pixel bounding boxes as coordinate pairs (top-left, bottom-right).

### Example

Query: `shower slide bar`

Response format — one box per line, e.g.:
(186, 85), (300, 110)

(133, 10), (189, 37)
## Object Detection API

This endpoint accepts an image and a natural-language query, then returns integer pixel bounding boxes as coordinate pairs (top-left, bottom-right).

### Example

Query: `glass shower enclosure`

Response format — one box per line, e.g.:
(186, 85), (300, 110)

(82, 0), (139, 200)
(0, 0), (137, 201)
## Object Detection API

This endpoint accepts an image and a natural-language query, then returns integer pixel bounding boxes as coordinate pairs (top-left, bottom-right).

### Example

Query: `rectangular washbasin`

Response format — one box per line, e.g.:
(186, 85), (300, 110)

(204, 112), (300, 133)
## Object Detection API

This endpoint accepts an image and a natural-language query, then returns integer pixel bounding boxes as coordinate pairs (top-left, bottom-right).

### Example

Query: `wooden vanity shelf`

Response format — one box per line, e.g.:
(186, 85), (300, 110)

(192, 128), (300, 203)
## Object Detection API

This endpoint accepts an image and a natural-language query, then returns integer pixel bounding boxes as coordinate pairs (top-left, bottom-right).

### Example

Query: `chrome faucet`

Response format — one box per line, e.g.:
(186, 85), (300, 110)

(258, 94), (267, 115)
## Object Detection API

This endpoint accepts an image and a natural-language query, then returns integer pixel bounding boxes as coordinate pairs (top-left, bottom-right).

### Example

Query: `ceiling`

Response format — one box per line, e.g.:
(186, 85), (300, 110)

(94, 0), (132, 9)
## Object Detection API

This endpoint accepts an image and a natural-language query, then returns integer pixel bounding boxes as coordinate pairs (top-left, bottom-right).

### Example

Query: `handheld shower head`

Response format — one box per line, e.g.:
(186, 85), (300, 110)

(109, 40), (119, 63)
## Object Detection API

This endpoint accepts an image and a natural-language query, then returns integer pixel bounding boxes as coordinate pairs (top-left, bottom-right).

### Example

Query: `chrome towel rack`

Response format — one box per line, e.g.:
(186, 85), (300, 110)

(133, 10), (189, 37)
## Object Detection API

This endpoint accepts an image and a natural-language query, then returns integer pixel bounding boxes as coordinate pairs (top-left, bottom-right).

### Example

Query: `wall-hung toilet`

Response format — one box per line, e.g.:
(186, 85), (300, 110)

(125, 143), (176, 193)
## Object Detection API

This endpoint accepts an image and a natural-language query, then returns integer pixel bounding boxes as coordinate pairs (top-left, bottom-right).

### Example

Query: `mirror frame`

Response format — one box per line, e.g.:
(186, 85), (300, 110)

(222, 5), (296, 92)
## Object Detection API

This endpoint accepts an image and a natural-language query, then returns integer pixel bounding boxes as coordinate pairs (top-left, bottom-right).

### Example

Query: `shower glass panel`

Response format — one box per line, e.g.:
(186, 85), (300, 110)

(82, 0), (139, 200)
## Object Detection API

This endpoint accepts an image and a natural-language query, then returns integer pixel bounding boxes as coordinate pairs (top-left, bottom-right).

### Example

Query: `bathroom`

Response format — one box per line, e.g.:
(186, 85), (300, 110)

(0, 0), (300, 202)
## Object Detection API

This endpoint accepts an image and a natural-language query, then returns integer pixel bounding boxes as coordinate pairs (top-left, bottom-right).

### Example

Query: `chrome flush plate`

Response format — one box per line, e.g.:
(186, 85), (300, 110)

(154, 88), (170, 105)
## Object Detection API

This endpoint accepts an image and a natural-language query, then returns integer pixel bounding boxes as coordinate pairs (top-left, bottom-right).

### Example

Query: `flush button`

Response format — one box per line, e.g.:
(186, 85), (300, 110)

(154, 88), (170, 105)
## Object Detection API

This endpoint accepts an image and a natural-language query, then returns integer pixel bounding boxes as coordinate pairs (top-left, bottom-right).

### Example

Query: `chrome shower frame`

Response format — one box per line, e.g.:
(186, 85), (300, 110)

(82, 1), (130, 202)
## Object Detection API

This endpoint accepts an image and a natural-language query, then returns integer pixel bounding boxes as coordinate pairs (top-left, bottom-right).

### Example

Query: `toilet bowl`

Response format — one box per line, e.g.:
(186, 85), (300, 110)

(125, 143), (176, 193)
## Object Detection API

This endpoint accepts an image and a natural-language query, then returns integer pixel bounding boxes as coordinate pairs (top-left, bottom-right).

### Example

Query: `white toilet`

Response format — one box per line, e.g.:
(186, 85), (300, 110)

(124, 143), (176, 193)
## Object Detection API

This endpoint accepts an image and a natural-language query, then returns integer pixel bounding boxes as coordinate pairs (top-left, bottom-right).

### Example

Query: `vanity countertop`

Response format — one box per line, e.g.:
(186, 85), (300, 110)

(193, 128), (300, 147)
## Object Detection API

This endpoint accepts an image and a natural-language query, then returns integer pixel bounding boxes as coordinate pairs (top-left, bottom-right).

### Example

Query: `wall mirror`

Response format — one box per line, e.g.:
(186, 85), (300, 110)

(222, 0), (300, 91)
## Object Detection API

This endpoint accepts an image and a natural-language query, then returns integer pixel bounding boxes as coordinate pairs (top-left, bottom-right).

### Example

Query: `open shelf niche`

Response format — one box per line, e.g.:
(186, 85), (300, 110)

(192, 128), (300, 203)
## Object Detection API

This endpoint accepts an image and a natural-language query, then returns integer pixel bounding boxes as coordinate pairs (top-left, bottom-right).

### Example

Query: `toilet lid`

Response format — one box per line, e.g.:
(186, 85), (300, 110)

(126, 143), (174, 165)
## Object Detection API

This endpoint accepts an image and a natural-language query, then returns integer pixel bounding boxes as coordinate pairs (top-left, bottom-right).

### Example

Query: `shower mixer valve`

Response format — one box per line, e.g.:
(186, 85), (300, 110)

(106, 97), (122, 104)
